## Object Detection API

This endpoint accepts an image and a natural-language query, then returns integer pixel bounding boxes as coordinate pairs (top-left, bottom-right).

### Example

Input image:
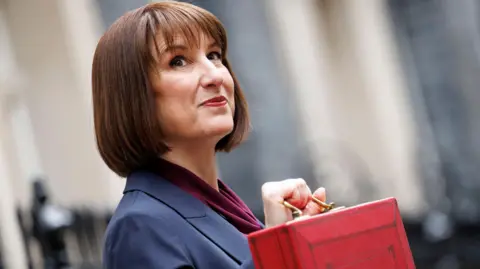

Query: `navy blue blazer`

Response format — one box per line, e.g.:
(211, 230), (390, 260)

(103, 170), (264, 269)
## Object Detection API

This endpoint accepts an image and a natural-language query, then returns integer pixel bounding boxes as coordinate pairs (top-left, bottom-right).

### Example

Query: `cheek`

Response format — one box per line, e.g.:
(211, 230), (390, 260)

(222, 70), (235, 111)
(155, 74), (196, 109)
(153, 80), (197, 130)
(223, 71), (235, 96)
(155, 97), (176, 128)
(155, 96), (197, 139)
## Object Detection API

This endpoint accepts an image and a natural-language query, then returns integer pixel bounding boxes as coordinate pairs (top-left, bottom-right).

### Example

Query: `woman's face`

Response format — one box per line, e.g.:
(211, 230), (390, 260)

(150, 33), (235, 146)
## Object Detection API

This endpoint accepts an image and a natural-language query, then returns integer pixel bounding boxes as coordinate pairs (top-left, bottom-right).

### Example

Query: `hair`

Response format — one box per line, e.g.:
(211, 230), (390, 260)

(92, 1), (250, 177)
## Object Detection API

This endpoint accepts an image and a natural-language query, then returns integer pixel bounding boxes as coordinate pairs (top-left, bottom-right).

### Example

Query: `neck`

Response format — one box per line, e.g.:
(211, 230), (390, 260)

(161, 141), (219, 191)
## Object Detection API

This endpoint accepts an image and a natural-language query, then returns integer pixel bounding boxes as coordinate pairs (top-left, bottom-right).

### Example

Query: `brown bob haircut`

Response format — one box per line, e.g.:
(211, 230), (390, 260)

(92, 1), (250, 178)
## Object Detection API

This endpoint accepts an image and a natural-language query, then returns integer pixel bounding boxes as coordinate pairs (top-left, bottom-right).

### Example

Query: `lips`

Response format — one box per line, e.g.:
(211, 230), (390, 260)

(201, 96), (227, 107)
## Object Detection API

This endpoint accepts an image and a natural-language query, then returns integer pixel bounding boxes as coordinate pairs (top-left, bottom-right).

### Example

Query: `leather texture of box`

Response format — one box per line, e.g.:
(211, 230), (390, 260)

(248, 197), (415, 269)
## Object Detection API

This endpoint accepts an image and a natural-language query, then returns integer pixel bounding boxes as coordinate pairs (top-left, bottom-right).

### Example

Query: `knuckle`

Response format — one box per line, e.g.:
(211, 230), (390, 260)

(284, 178), (304, 185)
(261, 182), (272, 192)
(261, 182), (276, 198)
(294, 178), (307, 187)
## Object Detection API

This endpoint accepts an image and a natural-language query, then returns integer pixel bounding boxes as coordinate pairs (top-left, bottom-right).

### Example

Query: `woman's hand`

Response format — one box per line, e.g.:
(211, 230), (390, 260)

(261, 178), (327, 228)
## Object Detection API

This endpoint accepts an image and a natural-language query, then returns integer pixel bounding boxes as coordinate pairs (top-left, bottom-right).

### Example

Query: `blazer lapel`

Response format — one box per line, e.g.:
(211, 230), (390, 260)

(186, 210), (251, 263)
(125, 171), (252, 264)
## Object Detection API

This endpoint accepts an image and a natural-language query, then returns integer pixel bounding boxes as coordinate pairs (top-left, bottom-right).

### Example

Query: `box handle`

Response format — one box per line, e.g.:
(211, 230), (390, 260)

(282, 197), (343, 220)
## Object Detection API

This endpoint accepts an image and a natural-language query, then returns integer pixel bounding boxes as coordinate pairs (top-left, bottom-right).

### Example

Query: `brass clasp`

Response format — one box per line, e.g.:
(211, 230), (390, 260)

(282, 197), (342, 220)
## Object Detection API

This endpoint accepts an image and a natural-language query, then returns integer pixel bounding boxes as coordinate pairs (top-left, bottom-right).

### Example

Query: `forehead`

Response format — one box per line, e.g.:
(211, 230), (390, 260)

(146, 6), (226, 50)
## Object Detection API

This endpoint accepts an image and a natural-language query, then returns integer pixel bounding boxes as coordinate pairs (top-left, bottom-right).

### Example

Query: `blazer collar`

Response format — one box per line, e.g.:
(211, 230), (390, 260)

(124, 170), (252, 264)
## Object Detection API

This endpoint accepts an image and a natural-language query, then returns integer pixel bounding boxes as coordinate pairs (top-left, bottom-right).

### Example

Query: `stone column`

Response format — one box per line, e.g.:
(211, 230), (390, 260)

(264, 0), (425, 217)
(0, 6), (28, 267)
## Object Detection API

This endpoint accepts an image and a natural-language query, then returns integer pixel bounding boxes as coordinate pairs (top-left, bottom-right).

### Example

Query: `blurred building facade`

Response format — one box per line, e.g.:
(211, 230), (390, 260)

(0, 0), (126, 267)
(0, 0), (479, 268)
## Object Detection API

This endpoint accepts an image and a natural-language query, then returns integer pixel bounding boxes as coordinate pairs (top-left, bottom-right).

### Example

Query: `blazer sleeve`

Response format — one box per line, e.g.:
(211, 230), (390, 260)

(103, 213), (193, 269)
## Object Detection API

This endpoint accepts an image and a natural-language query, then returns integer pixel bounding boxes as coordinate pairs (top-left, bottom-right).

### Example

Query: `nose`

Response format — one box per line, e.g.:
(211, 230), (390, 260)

(199, 62), (223, 89)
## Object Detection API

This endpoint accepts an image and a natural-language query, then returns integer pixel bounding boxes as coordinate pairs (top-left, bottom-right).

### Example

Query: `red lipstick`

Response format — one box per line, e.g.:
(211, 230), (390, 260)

(201, 96), (227, 107)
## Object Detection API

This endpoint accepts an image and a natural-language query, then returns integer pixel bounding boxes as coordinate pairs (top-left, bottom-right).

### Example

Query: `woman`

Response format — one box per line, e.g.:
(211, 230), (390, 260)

(92, 2), (328, 268)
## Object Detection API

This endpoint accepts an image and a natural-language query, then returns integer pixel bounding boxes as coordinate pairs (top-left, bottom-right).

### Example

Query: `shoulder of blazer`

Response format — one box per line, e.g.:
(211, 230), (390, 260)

(123, 170), (208, 218)
(103, 192), (194, 269)
(111, 170), (252, 265)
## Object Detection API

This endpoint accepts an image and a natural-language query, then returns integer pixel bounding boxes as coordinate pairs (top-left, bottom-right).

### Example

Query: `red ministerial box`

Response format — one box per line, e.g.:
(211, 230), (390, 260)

(247, 197), (415, 269)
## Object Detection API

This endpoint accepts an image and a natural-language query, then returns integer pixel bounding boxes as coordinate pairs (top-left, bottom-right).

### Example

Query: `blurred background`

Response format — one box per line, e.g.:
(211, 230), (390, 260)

(0, 0), (479, 268)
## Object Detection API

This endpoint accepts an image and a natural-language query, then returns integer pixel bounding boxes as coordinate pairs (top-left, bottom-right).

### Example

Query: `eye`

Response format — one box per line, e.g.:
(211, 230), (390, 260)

(169, 56), (187, 67)
(207, 51), (222, 61)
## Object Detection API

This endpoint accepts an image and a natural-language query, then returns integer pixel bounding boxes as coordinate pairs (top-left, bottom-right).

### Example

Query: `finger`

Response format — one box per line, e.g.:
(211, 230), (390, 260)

(312, 187), (326, 202)
(261, 179), (308, 227)
(284, 178), (311, 209)
(261, 178), (307, 206)
(302, 187), (326, 216)
(262, 182), (292, 226)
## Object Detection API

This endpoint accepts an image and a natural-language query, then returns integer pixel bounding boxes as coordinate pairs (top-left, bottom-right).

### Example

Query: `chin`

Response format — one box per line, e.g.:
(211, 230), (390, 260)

(205, 118), (234, 138)
(210, 123), (234, 137)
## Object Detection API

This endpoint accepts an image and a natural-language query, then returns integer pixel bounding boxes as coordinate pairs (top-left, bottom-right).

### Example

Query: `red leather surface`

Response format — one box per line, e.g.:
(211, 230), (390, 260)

(248, 197), (415, 269)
